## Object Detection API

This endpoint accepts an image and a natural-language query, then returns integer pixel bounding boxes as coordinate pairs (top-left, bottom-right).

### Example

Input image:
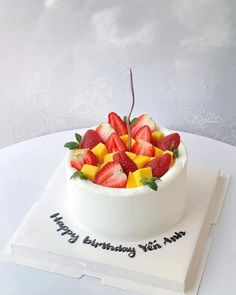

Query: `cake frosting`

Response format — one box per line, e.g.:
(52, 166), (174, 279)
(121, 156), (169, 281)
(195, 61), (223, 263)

(65, 126), (187, 241)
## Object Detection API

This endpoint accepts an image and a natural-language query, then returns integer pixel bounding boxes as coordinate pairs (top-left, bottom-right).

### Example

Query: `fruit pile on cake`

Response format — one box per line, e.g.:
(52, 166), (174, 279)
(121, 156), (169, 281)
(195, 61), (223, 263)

(65, 112), (180, 190)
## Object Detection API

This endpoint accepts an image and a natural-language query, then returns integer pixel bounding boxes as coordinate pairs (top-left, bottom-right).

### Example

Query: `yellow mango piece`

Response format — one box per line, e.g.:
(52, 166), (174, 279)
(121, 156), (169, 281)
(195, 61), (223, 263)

(91, 143), (108, 163)
(120, 134), (129, 144)
(126, 172), (137, 188)
(154, 147), (164, 157)
(133, 167), (153, 187)
(126, 138), (136, 148)
(133, 155), (152, 168)
(125, 151), (137, 160)
(103, 152), (115, 163)
(148, 157), (155, 162)
(163, 151), (175, 167)
(81, 164), (99, 181)
(152, 130), (164, 142)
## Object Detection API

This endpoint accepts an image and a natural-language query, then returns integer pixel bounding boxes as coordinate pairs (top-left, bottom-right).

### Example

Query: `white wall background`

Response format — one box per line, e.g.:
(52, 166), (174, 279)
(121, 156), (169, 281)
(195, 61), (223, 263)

(0, 0), (236, 148)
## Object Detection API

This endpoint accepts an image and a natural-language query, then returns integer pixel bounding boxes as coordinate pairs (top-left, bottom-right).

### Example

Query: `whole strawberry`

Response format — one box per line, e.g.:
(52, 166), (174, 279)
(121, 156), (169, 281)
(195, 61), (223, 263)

(113, 151), (137, 175)
(157, 133), (180, 151)
(145, 153), (171, 178)
(80, 130), (103, 149)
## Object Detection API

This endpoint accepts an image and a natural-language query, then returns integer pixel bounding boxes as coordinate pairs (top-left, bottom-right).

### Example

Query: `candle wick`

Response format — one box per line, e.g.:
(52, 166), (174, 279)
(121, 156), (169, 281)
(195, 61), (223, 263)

(126, 69), (135, 151)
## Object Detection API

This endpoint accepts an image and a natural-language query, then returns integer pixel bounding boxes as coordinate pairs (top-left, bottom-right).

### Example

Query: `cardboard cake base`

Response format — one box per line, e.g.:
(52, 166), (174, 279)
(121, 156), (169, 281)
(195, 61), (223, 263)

(0, 161), (230, 295)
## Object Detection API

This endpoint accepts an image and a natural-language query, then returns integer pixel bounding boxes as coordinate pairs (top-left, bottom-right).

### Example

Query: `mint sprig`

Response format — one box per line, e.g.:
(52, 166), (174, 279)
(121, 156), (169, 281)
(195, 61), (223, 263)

(64, 132), (82, 150)
(173, 149), (179, 158)
(169, 141), (179, 158)
(140, 177), (160, 191)
(130, 117), (138, 126)
(70, 171), (88, 180)
(64, 142), (79, 150)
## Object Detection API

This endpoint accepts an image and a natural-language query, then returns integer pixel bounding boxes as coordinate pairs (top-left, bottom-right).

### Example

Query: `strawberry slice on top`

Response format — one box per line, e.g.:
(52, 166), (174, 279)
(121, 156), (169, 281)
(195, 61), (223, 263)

(113, 151), (137, 175)
(134, 125), (152, 142)
(96, 123), (115, 142)
(80, 129), (103, 149)
(132, 139), (154, 157)
(106, 133), (127, 153)
(94, 161), (127, 188)
(70, 149), (98, 171)
(145, 153), (171, 178)
(157, 133), (180, 151)
(131, 114), (156, 137)
(108, 112), (127, 136)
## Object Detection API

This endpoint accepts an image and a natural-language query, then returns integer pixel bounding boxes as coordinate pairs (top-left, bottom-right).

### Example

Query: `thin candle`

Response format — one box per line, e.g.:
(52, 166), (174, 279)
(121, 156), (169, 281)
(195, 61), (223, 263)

(126, 69), (135, 151)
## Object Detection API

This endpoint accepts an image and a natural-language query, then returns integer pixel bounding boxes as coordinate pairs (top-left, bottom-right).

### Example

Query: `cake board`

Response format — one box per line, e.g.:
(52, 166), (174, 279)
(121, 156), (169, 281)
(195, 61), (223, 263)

(0, 160), (230, 295)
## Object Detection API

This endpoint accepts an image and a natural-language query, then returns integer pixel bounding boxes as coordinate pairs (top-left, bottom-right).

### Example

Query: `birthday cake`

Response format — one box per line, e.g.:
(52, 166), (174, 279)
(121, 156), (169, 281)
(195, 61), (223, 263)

(65, 111), (187, 241)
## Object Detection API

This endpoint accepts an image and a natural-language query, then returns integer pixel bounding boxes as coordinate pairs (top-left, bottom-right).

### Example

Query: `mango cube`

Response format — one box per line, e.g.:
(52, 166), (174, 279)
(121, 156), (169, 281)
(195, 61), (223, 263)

(154, 147), (164, 157)
(126, 172), (137, 188)
(81, 164), (99, 181)
(103, 152), (115, 163)
(125, 151), (137, 160)
(152, 130), (164, 142)
(120, 134), (129, 144)
(91, 143), (108, 163)
(163, 151), (175, 167)
(133, 167), (153, 187)
(133, 155), (152, 168)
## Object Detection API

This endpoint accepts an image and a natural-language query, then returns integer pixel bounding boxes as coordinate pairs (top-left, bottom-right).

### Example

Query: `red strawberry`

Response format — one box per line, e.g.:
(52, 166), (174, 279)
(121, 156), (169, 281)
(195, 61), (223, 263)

(113, 151), (137, 175)
(70, 149), (97, 171)
(157, 133), (180, 151)
(145, 153), (171, 178)
(131, 114), (156, 137)
(94, 161), (127, 188)
(96, 123), (115, 142)
(106, 133), (127, 153)
(108, 112), (127, 136)
(132, 139), (154, 157)
(134, 125), (152, 142)
(80, 129), (103, 149)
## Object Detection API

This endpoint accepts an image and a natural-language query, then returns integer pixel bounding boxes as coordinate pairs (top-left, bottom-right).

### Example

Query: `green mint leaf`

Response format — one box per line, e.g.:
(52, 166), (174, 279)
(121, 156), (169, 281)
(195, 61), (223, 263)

(170, 141), (175, 151)
(70, 171), (88, 180)
(64, 142), (79, 150)
(123, 116), (127, 123)
(173, 149), (179, 158)
(147, 181), (158, 191)
(75, 133), (82, 144)
(130, 117), (138, 126)
(140, 177), (150, 185)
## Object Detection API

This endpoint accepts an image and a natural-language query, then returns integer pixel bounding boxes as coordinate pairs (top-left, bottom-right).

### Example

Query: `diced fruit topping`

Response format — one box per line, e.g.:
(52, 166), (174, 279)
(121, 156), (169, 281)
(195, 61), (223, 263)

(125, 151), (137, 160)
(157, 133), (180, 151)
(94, 161), (127, 188)
(134, 125), (152, 142)
(126, 172), (136, 188)
(106, 133), (127, 153)
(91, 143), (108, 163)
(108, 112), (128, 136)
(145, 153), (171, 178)
(132, 167), (153, 187)
(131, 114), (156, 137)
(163, 151), (175, 167)
(70, 149), (98, 171)
(154, 147), (164, 158)
(80, 130), (103, 150)
(113, 151), (137, 175)
(103, 152), (115, 163)
(132, 139), (154, 157)
(96, 123), (115, 142)
(81, 164), (99, 181)
(133, 155), (152, 169)
(152, 130), (164, 146)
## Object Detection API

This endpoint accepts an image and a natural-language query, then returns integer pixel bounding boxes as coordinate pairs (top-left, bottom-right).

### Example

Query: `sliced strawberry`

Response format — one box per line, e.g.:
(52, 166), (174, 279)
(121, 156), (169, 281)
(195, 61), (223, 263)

(134, 125), (152, 142)
(106, 133), (127, 153)
(145, 153), (171, 178)
(96, 123), (115, 142)
(113, 151), (137, 175)
(70, 149), (97, 171)
(108, 112), (127, 136)
(157, 133), (180, 151)
(132, 139), (154, 157)
(80, 129), (103, 149)
(94, 161), (127, 188)
(131, 114), (156, 137)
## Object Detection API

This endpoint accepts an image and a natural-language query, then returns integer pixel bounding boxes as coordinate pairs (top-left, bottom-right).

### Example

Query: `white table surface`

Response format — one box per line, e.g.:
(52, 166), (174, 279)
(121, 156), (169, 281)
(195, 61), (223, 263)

(0, 129), (235, 295)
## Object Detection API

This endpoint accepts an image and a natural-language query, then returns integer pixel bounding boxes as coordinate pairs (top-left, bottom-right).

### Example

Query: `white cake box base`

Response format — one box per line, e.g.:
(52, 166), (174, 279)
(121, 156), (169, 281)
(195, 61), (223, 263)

(0, 161), (230, 295)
